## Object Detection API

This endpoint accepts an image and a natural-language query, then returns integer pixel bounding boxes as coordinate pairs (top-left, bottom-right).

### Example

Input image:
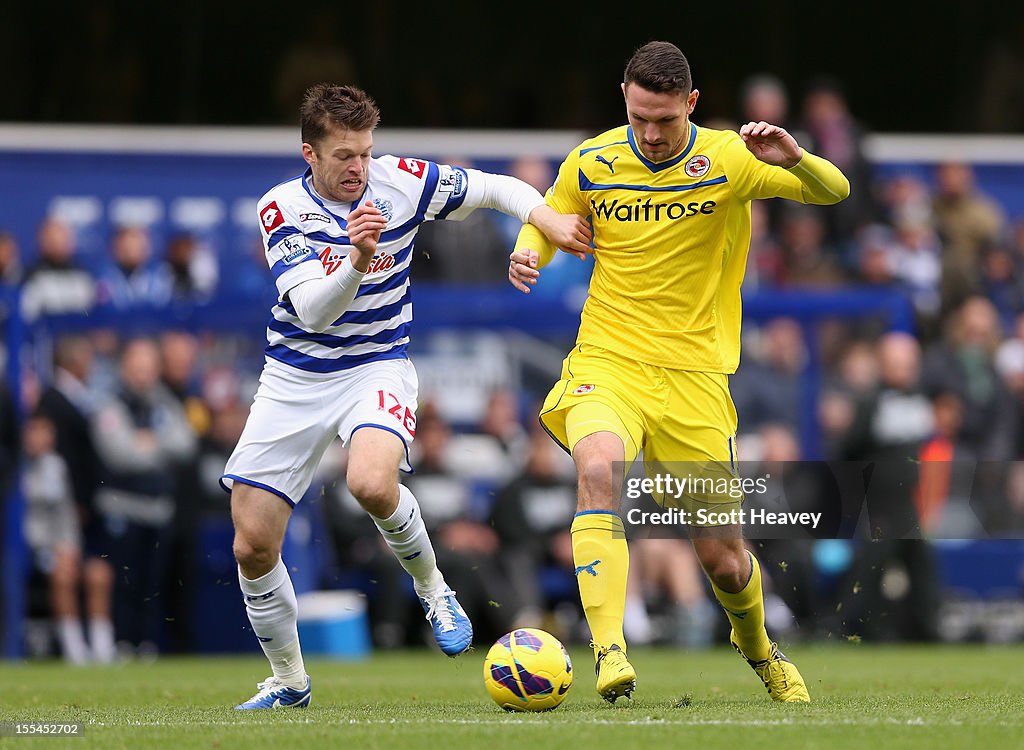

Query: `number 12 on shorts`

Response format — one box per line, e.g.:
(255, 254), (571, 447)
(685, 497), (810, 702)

(377, 390), (417, 435)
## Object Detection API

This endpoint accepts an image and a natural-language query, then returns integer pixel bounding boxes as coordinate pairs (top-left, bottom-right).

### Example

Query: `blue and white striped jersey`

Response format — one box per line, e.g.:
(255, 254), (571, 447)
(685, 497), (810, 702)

(256, 156), (478, 373)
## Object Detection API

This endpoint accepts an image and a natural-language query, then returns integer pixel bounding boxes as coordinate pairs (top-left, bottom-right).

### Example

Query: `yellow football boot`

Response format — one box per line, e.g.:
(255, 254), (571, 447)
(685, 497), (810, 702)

(730, 631), (810, 702)
(594, 644), (636, 703)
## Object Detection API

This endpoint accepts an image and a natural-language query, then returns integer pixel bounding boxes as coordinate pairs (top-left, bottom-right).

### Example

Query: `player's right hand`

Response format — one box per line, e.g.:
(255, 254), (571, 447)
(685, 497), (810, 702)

(509, 249), (540, 293)
(528, 205), (593, 260)
(347, 201), (388, 270)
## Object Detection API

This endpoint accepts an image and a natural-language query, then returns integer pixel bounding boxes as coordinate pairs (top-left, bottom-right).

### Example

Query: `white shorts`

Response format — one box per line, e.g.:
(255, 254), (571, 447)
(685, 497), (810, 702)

(221, 356), (418, 506)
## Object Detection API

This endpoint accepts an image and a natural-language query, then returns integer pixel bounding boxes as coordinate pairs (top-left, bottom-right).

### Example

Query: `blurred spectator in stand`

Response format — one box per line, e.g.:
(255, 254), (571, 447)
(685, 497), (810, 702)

(879, 173), (933, 232)
(889, 216), (943, 332)
(923, 296), (1016, 464)
(799, 77), (874, 245)
(0, 230), (22, 289)
(836, 332), (940, 641)
(924, 296), (1017, 531)
(739, 73), (794, 131)
(854, 223), (899, 288)
(932, 162), (1007, 313)
(746, 422), (820, 637)
(490, 430), (577, 632)
(624, 535), (717, 649)
(34, 334), (116, 663)
(776, 206), (846, 287)
(91, 337), (196, 656)
(21, 414), (89, 663)
(159, 330), (210, 437)
(914, 391), (973, 535)
(995, 318), (1024, 530)
(153, 233), (218, 305)
(979, 242), (1023, 333)
(21, 217), (95, 321)
(738, 74), (798, 237)
(819, 339), (880, 457)
(446, 388), (529, 488)
(411, 156), (510, 283)
(732, 317), (806, 431)
(96, 226), (167, 310)
(157, 329), (209, 653)
(745, 199), (785, 289)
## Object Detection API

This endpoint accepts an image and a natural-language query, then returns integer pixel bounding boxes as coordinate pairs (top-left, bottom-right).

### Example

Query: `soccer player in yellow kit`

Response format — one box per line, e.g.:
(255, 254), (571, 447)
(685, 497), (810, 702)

(510, 41), (849, 703)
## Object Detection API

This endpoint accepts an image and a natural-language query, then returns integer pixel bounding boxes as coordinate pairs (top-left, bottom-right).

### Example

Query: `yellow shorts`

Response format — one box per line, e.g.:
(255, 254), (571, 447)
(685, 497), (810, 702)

(539, 343), (741, 513)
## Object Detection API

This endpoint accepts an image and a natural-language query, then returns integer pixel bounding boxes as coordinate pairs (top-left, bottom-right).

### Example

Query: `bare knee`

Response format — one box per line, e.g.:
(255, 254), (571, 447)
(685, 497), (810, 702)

(696, 541), (750, 592)
(233, 533), (281, 575)
(51, 548), (81, 589)
(230, 484), (291, 577)
(346, 465), (398, 518)
(83, 557), (112, 590)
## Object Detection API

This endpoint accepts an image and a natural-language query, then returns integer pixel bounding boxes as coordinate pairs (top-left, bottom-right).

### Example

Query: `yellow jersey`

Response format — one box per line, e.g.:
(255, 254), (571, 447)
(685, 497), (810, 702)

(516, 123), (850, 373)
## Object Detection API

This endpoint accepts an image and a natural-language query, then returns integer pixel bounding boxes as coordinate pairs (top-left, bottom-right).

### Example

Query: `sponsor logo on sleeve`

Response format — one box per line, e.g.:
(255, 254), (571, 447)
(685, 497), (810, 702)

(281, 236), (311, 264)
(299, 211), (331, 223)
(259, 201), (285, 232)
(398, 158), (427, 179)
(684, 154), (711, 178)
(438, 168), (467, 198)
(573, 384), (595, 395)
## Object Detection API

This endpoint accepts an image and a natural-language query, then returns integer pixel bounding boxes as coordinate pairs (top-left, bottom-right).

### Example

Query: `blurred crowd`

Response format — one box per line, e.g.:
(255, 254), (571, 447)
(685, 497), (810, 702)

(3, 75), (1024, 663)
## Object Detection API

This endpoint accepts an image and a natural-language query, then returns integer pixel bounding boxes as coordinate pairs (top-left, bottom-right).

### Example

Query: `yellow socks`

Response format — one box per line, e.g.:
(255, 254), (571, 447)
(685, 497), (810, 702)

(571, 511), (629, 654)
(711, 551), (772, 661)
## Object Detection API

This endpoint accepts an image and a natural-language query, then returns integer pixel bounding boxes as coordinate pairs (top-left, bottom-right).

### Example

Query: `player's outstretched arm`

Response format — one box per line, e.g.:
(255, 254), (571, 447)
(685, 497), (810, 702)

(527, 205), (593, 260)
(739, 120), (850, 204)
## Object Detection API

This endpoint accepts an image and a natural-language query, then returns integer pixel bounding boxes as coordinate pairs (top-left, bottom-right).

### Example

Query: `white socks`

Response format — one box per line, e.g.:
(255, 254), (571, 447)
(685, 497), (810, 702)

(88, 617), (116, 664)
(372, 484), (443, 595)
(239, 558), (307, 689)
(56, 617), (89, 665)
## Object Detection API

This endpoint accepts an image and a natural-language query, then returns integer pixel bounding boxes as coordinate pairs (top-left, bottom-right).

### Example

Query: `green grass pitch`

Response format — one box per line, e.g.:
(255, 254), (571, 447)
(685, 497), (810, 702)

(1, 644), (1021, 749)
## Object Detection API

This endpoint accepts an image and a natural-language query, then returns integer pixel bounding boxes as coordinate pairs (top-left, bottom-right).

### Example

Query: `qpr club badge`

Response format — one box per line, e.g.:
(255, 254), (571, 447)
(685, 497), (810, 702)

(372, 198), (394, 222)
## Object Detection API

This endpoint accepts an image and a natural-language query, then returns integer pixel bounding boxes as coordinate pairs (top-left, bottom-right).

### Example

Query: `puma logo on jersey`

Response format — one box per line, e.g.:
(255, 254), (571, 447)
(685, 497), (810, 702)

(596, 155), (619, 174)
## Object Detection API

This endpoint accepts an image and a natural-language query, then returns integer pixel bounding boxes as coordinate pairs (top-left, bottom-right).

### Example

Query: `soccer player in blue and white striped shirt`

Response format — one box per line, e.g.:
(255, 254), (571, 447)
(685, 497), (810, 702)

(225, 84), (591, 710)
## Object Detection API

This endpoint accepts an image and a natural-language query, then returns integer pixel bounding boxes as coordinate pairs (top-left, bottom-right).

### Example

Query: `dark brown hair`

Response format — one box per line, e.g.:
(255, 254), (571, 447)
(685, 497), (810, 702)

(624, 41), (692, 94)
(300, 84), (381, 146)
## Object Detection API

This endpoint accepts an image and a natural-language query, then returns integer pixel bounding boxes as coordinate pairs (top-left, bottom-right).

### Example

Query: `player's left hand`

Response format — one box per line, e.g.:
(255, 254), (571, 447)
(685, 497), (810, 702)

(528, 205), (593, 260)
(740, 121), (803, 168)
(508, 249), (540, 293)
(347, 202), (388, 270)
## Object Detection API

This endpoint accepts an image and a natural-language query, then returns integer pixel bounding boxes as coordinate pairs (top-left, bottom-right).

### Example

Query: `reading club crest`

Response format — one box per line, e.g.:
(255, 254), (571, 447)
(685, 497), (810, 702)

(684, 154), (711, 178)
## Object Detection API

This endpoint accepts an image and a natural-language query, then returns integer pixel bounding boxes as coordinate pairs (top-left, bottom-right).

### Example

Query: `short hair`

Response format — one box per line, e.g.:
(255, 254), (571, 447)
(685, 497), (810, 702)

(300, 84), (381, 146)
(624, 41), (692, 94)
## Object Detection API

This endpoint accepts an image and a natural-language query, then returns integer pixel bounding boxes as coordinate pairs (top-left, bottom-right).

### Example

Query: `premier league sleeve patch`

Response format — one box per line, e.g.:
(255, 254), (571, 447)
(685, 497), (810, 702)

(280, 236), (312, 264)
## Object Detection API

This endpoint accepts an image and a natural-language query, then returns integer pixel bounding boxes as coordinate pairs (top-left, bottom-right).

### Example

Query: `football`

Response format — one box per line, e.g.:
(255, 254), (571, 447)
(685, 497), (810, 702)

(482, 628), (573, 711)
